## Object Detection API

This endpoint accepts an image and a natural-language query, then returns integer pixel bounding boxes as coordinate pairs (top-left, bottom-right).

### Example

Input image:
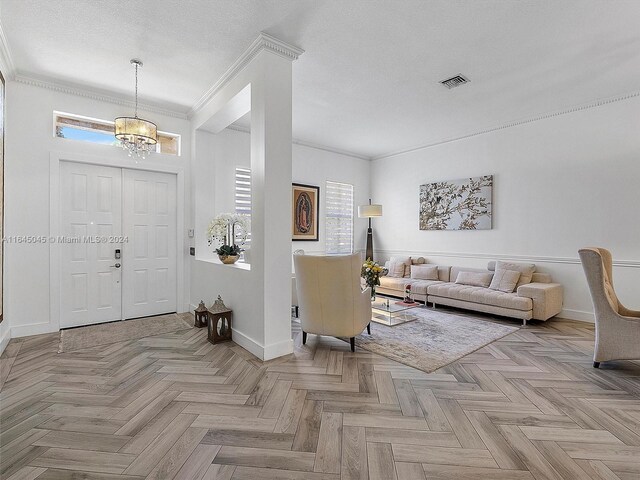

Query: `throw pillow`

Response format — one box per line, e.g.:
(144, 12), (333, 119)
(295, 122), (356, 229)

(390, 255), (412, 278)
(489, 269), (521, 293)
(410, 265), (439, 281)
(495, 261), (535, 288)
(455, 271), (494, 288)
(387, 261), (406, 278)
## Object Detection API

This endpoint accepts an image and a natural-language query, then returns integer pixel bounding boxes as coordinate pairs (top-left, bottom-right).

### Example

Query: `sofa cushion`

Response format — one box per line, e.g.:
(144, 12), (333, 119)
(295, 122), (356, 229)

(410, 280), (442, 295)
(379, 276), (408, 290)
(387, 261), (406, 278)
(455, 271), (493, 288)
(489, 269), (521, 293)
(495, 261), (535, 288)
(428, 283), (532, 311)
(411, 265), (439, 281)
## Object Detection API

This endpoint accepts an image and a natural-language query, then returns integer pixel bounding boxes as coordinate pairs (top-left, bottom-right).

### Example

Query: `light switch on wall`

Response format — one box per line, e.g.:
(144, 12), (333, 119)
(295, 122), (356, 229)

(188, 229), (194, 238)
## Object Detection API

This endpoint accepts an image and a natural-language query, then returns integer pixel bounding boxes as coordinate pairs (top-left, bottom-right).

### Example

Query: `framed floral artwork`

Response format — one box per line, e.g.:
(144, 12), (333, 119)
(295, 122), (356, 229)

(292, 183), (319, 241)
(419, 175), (493, 230)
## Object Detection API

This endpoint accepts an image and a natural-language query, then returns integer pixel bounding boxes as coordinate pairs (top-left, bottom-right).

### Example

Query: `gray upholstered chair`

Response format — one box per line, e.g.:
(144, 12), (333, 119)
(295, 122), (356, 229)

(294, 253), (371, 352)
(579, 247), (640, 368)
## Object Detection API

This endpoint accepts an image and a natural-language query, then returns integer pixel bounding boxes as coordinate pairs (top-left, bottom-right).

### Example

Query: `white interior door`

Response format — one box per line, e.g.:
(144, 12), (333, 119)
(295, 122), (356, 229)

(122, 169), (177, 319)
(60, 162), (123, 328)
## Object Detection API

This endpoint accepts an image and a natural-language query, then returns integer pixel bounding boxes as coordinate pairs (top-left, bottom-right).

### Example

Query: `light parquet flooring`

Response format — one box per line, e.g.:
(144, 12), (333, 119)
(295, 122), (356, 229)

(1, 313), (640, 480)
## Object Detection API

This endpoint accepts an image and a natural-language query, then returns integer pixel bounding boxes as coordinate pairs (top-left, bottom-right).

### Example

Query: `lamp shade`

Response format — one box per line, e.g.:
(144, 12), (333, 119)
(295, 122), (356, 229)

(358, 204), (383, 218)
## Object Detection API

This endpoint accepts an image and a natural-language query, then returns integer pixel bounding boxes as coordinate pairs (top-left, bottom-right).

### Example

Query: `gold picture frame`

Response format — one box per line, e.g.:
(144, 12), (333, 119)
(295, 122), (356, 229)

(292, 183), (319, 241)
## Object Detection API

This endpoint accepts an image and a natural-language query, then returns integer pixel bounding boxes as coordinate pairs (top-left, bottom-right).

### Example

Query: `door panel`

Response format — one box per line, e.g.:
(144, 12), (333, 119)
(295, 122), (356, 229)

(122, 169), (177, 319)
(60, 162), (122, 328)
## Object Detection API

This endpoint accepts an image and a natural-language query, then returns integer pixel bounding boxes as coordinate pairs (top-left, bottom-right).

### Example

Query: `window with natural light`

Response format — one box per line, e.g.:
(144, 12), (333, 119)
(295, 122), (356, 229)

(54, 112), (181, 155)
(325, 181), (354, 255)
(235, 167), (252, 259)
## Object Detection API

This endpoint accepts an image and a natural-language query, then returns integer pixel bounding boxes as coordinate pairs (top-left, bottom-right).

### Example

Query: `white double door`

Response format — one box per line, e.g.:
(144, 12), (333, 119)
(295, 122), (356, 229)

(60, 162), (177, 328)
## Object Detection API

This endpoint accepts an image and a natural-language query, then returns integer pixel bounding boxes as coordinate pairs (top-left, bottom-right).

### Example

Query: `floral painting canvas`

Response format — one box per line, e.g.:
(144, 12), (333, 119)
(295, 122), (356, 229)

(292, 183), (319, 241)
(419, 175), (493, 230)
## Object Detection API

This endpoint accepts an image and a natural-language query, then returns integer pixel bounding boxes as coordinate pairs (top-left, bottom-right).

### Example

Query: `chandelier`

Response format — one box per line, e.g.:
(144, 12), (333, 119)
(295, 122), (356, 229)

(115, 59), (158, 159)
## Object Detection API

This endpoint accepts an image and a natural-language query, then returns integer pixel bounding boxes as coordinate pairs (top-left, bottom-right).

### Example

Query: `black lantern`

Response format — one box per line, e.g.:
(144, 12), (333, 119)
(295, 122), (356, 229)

(194, 300), (208, 328)
(207, 295), (233, 344)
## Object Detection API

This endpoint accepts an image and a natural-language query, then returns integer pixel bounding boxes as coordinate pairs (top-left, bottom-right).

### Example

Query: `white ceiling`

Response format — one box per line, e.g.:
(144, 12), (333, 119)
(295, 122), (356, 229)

(2, 0), (640, 158)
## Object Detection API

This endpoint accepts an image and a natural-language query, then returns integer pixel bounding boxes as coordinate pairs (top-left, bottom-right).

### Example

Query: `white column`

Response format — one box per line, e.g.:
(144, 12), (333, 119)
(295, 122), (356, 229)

(190, 34), (302, 360)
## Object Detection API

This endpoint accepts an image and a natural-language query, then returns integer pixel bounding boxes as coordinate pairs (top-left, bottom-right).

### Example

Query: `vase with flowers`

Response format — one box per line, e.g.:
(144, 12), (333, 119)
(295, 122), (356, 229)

(207, 213), (251, 265)
(361, 258), (385, 299)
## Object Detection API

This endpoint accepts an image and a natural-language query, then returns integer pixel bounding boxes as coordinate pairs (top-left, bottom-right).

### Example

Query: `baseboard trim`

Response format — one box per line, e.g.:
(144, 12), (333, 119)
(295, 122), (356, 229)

(230, 328), (267, 360)
(190, 304), (294, 361)
(263, 338), (294, 361)
(558, 309), (595, 323)
(11, 322), (59, 338)
(0, 327), (11, 356)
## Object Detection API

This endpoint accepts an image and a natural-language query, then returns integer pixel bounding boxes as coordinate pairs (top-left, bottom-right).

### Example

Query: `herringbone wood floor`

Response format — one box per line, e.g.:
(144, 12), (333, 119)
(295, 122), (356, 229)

(1, 313), (640, 480)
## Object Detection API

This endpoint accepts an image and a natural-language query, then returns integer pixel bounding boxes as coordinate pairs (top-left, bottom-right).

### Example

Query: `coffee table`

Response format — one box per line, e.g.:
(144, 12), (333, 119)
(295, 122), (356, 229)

(371, 295), (421, 326)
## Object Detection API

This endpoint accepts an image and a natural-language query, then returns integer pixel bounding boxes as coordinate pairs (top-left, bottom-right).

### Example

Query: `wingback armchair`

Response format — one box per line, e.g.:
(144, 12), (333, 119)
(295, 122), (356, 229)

(579, 247), (640, 368)
(293, 253), (371, 351)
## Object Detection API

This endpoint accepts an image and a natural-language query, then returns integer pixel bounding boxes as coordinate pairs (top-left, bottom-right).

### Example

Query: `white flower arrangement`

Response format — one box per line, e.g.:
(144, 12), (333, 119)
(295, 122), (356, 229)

(207, 213), (251, 247)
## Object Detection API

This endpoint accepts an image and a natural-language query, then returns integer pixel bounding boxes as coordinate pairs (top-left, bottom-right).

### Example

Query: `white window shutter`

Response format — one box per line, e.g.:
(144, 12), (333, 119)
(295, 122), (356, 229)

(325, 181), (354, 255)
(235, 167), (251, 255)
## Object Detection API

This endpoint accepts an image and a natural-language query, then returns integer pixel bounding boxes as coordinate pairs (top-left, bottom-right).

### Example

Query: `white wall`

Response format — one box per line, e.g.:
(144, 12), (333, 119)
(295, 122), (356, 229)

(3, 81), (192, 342)
(371, 96), (640, 322)
(189, 127), (371, 352)
(192, 127), (371, 260)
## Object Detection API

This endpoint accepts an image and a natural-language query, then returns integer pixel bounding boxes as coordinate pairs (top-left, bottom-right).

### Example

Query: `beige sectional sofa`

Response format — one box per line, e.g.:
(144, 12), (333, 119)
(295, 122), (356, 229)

(378, 257), (563, 325)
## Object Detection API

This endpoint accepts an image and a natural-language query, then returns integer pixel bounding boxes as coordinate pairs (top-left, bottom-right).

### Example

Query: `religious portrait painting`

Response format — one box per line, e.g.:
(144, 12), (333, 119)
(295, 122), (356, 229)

(292, 183), (319, 241)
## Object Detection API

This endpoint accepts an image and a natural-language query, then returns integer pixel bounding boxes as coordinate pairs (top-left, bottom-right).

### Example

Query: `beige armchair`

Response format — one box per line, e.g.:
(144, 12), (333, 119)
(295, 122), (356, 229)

(293, 253), (372, 351)
(579, 247), (640, 368)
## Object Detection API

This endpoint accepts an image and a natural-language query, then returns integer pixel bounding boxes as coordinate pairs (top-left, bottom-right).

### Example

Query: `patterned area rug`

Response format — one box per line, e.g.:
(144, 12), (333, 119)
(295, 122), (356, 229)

(58, 313), (194, 353)
(354, 308), (519, 373)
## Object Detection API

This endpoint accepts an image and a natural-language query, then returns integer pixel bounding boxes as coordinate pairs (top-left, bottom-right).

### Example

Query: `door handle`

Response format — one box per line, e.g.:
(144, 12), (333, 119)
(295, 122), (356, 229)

(110, 263), (121, 268)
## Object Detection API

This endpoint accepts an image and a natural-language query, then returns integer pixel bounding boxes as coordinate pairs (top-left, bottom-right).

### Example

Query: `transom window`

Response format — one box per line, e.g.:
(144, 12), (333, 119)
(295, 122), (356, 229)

(325, 181), (354, 255)
(54, 112), (180, 156)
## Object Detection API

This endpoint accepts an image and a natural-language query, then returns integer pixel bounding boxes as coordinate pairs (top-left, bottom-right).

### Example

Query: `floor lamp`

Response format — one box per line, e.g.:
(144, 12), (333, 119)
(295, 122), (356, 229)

(358, 200), (383, 261)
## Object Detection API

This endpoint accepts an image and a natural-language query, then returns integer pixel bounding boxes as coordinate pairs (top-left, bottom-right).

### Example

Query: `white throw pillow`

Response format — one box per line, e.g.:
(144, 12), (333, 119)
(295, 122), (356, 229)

(410, 265), (439, 281)
(455, 271), (493, 288)
(495, 261), (535, 288)
(489, 269), (521, 293)
(387, 261), (406, 278)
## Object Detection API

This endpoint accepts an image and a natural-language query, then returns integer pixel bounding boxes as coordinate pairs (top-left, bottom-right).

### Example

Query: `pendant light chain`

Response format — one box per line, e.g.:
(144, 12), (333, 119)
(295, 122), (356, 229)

(134, 61), (139, 119)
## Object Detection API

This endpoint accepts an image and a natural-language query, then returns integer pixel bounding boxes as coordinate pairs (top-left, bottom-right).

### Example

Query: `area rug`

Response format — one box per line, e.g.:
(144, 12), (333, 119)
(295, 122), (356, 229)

(354, 308), (519, 373)
(58, 313), (193, 353)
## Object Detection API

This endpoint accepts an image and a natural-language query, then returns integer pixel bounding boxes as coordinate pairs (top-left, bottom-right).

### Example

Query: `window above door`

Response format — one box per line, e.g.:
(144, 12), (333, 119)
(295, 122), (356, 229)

(54, 112), (181, 156)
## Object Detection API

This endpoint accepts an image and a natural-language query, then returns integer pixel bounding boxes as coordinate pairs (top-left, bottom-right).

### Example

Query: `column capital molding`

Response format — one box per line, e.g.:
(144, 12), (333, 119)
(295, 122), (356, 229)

(189, 32), (303, 117)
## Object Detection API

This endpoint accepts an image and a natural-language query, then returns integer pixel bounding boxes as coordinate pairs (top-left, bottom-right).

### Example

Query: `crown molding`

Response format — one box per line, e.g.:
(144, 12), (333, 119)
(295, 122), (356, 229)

(225, 123), (371, 161)
(372, 90), (640, 161)
(0, 18), (15, 79)
(13, 73), (189, 119)
(188, 32), (304, 118)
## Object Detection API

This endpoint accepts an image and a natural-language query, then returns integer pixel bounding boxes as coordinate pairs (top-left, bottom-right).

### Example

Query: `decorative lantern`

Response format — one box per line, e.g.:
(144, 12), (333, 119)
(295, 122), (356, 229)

(194, 301), (209, 328)
(207, 295), (233, 344)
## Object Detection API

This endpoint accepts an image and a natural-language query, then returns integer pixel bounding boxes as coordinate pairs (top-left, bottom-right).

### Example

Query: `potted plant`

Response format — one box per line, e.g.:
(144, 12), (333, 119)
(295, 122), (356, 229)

(361, 258), (384, 299)
(207, 213), (250, 265)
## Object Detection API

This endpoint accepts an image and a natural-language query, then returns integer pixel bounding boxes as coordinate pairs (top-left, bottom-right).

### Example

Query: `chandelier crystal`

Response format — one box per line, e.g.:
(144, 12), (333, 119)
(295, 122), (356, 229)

(115, 59), (157, 159)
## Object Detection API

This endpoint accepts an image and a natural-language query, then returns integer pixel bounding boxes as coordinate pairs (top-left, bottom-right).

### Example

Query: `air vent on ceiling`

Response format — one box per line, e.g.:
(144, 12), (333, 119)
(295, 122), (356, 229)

(440, 74), (469, 89)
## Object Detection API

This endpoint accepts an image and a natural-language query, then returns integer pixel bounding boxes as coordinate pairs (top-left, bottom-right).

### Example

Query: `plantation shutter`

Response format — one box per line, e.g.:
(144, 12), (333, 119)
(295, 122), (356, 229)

(235, 167), (251, 251)
(325, 181), (354, 255)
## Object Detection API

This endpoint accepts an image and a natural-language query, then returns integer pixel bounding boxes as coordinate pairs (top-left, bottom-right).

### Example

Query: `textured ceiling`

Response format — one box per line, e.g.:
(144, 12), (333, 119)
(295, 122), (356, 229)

(2, 0), (640, 158)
